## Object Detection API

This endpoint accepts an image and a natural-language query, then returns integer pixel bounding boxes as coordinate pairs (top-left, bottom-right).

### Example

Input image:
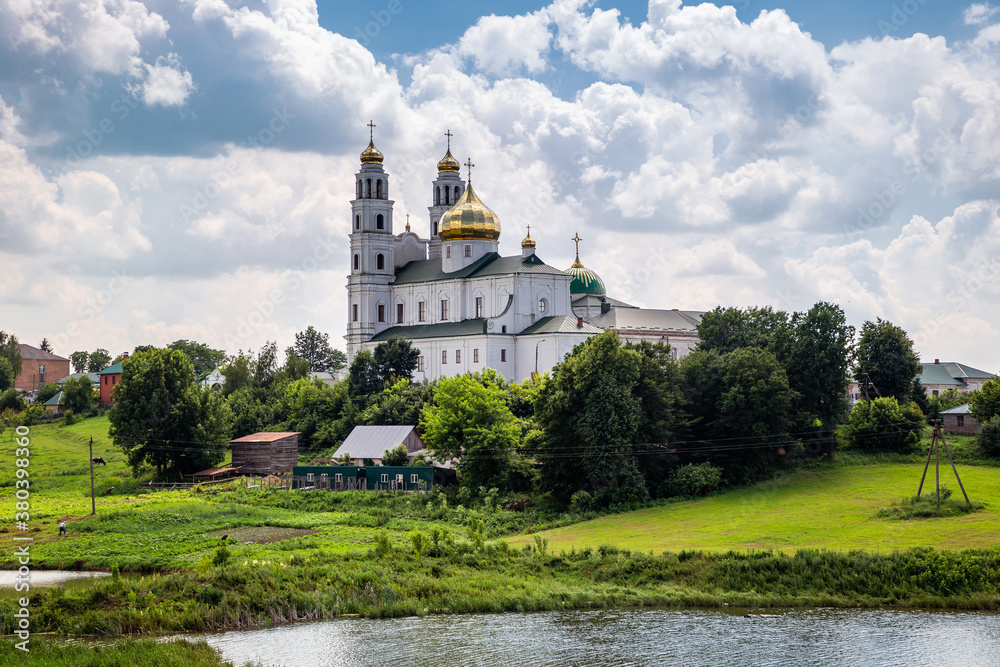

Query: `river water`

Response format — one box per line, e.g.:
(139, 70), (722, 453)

(199, 607), (1000, 667)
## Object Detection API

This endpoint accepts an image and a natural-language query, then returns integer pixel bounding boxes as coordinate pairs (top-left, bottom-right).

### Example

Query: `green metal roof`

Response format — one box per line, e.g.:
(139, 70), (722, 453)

(565, 265), (606, 295)
(393, 253), (569, 285)
(519, 315), (603, 336)
(572, 294), (637, 309)
(370, 319), (488, 342)
(43, 391), (63, 407)
(917, 362), (992, 386)
(98, 361), (123, 375)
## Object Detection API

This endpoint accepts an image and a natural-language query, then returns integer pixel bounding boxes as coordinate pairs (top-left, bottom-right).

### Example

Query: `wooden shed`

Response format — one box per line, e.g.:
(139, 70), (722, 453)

(230, 432), (300, 475)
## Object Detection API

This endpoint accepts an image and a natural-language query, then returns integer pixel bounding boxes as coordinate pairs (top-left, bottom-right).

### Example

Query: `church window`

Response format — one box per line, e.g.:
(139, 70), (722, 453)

(475, 296), (483, 318)
(433, 220), (438, 236)
(501, 325), (507, 334)
(442, 350), (447, 364)
(464, 244), (471, 258)
(500, 349), (507, 362)
(445, 187), (450, 205)
(377, 304), (385, 322)
(397, 303), (404, 323)
(440, 299), (449, 320)
(355, 215), (360, 230)
(357, 181), (362, 199)
(353, 254), (360, 271)
(366, 179), (372, 198)
(376, 180), (383, 198)
(473, 349), (479, 363)
(418, 301), (426, 322)
(538, 298), (548, 314)
(352, 304), (358, 322)
(376, 253), (385, 270)
(454, 186), (460, 201)
(446, 245), (451, 258)
(435, 187), (440, 206)
(456, 350), (461, 363)
(418, 356), (425, 372)
(376, 214), (385, 230)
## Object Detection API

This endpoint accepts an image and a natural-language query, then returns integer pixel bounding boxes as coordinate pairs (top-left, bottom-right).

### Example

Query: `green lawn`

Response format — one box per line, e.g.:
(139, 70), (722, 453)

(511, 463), (1000, 554)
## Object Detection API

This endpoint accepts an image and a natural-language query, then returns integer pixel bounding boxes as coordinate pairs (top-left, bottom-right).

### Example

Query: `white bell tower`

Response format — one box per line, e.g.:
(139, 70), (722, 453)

(428, 130), (466, 260)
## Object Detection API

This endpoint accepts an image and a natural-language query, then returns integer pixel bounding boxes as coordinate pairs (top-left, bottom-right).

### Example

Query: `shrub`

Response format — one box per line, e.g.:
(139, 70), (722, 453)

(382, 444), (408, 466)
(374, 530), (391, 557)
(63, 409), (80, 426)
(661, 462), (723, 498)
(845, 397), (923, 453)
(569, 490), (593, 513)
(409, 530), (430, 558)
(35, 383), (60, 405)
(0, 388), (23, 412)
(976, 415), (1000, 458)
(212, 544), (231, 566)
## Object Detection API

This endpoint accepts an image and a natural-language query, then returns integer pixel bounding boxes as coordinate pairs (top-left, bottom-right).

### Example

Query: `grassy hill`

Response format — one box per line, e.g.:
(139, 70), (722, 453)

(510, 462), (1000, 553)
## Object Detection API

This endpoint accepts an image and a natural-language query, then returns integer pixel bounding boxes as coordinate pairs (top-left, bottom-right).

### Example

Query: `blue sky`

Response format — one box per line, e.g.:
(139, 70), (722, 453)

(1, 0), (999, 371)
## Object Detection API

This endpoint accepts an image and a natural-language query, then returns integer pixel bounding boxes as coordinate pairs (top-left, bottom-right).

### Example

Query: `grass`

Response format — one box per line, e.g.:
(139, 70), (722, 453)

(0, 636), (250, 666)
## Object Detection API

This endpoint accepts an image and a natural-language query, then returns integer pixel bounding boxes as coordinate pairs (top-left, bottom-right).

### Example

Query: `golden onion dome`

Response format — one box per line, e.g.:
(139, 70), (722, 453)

(437, 147), (461, 173)
(360, 139), (384, 164)
(521, 227), (536, 249)
(439, 183), (500, 242)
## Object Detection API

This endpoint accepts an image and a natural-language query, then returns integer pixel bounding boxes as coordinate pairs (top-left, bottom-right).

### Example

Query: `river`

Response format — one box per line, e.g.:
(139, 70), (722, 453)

(198, 607), (1000, 666)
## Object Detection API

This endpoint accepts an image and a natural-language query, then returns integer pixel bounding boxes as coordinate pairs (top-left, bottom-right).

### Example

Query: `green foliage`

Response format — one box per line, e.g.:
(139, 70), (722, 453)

(336, 450), (352, 466)
(291, 325), (346, 372)
(410, 529), (430, 558)
(696, 305), (793, 357)
(87, 348), (113, 372)
(976, 416), (1000, 458)
(63, 409), (80, 426)
(854, 318), (921, 403)
(349, 337), (420, 401)
(421, 374), (521, 490)
(63, 374), (97, 413)
(168, 339), (226, 379)
(221, 350), (253, 396)
(970, 376), (1000, 423)
(360, 378), (435, 426)
(787, 302), (854, 430)
(661, 462), (723, 498)
(569, 490), (593, 513)
(0, 387), (24, 411)
(36, 382), (61, 404)
(382, 443), (409, 466)
(212, 544), (231, 566)
(275, 377), (355, 450)
(845, 397), (924, 453)
(0, 356), (13, 392)
(877, 485), (984, 519)
(71, 350), (90, 373)
(0, 330), (23, 377)
(374, 530), (392, 557)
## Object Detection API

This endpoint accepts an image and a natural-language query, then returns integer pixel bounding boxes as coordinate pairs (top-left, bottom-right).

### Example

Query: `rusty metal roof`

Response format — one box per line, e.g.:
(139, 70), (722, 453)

(230, 432), (300, 443)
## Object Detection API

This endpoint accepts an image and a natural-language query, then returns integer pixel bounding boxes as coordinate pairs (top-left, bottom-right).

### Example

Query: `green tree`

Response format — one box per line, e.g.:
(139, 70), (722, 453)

(970, 376), (1000, 423)
(278, 349), (311, 383)
(373, 335), (419, 383)
(109, 349), (232, 476)
(697, 306), (794, 359)
(976, 416), (1000, 458)
(0, 388), (24, 412)
(290, 326), (346, 372)
(87, 348), (112, 372)
(845, 397), (923, 453)
(348, 349), (383, 398)
(35, 383), (60, 405)
(0, 357), (13, 392)
(853, 318), (920, 403)
(168, 340), (226, 378)
(382, 443), (409, 466)
(253, 342), (279, 389)
(0, 331), (23, 378)
(62, 375), (97, 414)
(359, 379), (435, 426)
(421, 375), (521, 490)
(70, 351), (89, 373)
(39, 338), (53, 353)
(221, 351), (254, 397)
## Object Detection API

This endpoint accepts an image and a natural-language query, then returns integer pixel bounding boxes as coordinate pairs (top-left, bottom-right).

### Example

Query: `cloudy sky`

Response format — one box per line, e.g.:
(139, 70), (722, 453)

(1, 0), (999, 371)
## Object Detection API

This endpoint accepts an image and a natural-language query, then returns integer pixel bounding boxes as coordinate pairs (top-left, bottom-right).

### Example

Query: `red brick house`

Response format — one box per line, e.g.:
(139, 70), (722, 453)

(15, 344), (70, 393)
(98, 354), (127, 405)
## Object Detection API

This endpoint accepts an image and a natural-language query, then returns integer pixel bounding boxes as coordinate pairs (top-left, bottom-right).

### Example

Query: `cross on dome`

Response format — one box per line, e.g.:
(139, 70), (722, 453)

(465, 158), (475, 183)
(368, 120), (376, 141)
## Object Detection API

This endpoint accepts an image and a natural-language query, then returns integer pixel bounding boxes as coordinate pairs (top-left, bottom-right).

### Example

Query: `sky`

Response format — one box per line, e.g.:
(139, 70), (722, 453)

(1, 0), (999, 372)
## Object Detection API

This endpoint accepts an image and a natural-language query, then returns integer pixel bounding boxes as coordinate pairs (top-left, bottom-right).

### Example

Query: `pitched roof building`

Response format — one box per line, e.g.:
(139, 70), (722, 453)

(332, 425), (425, 465)
(918, 360), (993, 396)
(15, 344), (70, 393)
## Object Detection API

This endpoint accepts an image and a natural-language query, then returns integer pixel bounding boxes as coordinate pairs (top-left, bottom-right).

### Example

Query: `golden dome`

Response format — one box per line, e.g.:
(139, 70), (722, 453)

(439, 183), (501, 242)
(437, 147), (460, 173)
(360, 139), (384, 164)
(521, 226), (536, 249)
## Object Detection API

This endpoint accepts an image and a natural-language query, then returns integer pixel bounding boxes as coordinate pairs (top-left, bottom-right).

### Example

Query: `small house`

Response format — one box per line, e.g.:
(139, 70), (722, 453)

(15, 344), (70, 393)
(291, 465), (448, 491)
(201, 368), (225, 390)
(43, 391), (64, 413)
(940, 404), (979, 435)
(332, 425), (425, 465)
(97, 354), (128, 406)
(56, 372), (100, 389)
(230, 432), (300, 475)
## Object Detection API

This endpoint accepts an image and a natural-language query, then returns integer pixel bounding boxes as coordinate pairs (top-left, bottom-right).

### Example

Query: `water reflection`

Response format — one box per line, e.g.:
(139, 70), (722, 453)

(201, 608), (1000, 667)
(0, 570), (111, 597)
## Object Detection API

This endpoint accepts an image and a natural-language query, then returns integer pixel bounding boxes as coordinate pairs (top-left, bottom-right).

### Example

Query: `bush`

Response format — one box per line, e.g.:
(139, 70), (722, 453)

(212, 544), (231, 566)
(35, 383), (60, 405)
(63, 409), (80, 426)
(382, 444), (408, 466)
(977, 415), (1000, 458)
(845, 397), (923, 453)
(569, 490), (593, 513)
(661, 462), (723, 498)
(0, 388), (23, 412)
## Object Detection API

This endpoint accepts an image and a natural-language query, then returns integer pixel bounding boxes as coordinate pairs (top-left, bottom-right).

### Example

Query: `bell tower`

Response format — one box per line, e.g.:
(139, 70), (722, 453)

(346, 121), (395, 360)
(428, 130), (466, 259)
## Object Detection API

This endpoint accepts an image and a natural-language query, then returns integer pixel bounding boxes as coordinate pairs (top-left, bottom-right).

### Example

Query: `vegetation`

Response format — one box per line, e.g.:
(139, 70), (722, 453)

(62, 374), (97, 413)
(0, 329), (23, 377)
(971, 375), (1000, 422)
(854, 318), (921, 403)
(87, 348), (113, 373)
(0, 637), (241, 666)
(290, 325), (347, 372)
(168, 339), (227, 379)
(0, 356), (13, 392)
(844, 397), (924, 453)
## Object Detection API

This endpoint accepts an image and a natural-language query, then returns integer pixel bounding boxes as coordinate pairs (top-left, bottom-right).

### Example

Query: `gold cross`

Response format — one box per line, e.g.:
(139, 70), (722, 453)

(445, 129), (453, 150)
(406, 213), (411, 231)
(572, 233), (582, 255)
(465, 158), (475, 183)
(367, 120), (376, 141)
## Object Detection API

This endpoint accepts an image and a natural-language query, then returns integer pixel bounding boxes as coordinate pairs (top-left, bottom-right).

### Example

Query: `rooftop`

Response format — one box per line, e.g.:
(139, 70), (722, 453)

(393, 252), (569, 285)
(19, 344), (69, 362)
(333, 425), (421, 460)
(588, 308), (705, 333)
(230, 432), (300, 443)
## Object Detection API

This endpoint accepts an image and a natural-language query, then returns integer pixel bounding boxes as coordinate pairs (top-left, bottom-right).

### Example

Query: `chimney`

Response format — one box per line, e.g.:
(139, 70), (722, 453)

(600, 298), (611, 315)
(122, 353), (129, 360)
(934, 359), (939, 364)
(577, 317), (583, 328)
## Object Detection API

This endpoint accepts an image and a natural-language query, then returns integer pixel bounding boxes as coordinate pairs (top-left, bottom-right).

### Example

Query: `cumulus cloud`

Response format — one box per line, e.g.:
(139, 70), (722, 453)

(455, 11), (553, 75)
(964, 3), (999, 25)
(141, 54), (196, 107)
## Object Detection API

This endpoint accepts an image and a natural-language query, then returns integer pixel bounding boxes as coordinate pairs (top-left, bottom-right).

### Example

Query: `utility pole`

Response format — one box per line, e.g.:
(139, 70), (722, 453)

(89, 437), (96, 515)
(917, 419), (971, 508)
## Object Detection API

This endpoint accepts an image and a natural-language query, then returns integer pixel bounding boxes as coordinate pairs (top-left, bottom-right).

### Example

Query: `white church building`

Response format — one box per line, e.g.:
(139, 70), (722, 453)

(345, 129), (704, 382)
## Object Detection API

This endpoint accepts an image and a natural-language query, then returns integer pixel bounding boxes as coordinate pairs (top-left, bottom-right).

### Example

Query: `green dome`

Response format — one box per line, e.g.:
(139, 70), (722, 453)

(566, 265), (606, 296)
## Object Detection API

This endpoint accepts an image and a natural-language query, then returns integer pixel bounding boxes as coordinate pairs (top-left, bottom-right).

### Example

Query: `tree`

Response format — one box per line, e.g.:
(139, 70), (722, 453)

(421, 374), (521, 490)
(970, 376), (1000, 423)
(348, 350), (383, 398)
(253, 341), (279, 389)
(87, 349), (112, 372)
(0, 357), (13, 392)
(373, 336), (419, 383)
(35, 383), (60, 405)
(853, 318), (920, 403)
(844, 397), (923, 453)
(39, 338), (52, 353)
(359, 379), (435, 426)
(70, 351), (90, 373)
(290, 326), (346, 372)
(697, 306), (794, 359)
(787, 302), (854, 439)
(168, 340), (226, 378)
(109, 349), (232, 476)
(0, 388), (24, 412)
(278, 349), (312, 383)
(382, 443), (409, 466)
(0, 331), (23, 378)
(221, 351), (253, 397)
(62, 375), (96, 413)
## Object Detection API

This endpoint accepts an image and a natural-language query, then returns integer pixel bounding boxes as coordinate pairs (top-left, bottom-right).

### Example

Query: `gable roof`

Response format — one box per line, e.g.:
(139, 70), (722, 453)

(918, 362), (993, 385)
(43, 391), (63, 407)
(519, 315), (603, 336)
(572, 294), (637, 309)
(19, 344), (69, 362)
(56, 372), (100, 387)
(370, 319), (487, 342)
(333, 425), (421, 460)
(98, 361), (124, 375)
(940, 404), (972, 415)
(230, 432), (300, 443)
(392, 252), (569, 285)
(588, 308), (705, 334)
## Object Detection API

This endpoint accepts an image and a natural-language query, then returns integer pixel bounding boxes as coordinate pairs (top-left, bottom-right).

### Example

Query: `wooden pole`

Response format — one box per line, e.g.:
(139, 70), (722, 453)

(936, 421), (972, 506)
(916, 430), (936, 499)
(934, 424), (940, 508)
(89, 437), (96, 515)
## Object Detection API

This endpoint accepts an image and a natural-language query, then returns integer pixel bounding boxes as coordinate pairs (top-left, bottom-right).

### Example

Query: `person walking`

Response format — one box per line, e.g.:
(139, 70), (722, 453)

(58, 520), (67, 537)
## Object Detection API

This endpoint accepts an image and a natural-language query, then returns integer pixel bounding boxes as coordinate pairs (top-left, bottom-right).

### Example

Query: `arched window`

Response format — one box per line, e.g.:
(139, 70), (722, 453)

(376, 180), (382, 198)
(538, 298), (548, 314)
(353, 254), (360, 271)
(357, 180), (362, 199)
(376, 253), (385, 270)
(433, 220), (438, 236)
(435, 187), (440, 206)
(376, 214), (385, 230)
(355, 215), (360, 230)
(454, 186), (460, 201)
(444, 187), (450, 205)
(366, 179), (372, 198)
